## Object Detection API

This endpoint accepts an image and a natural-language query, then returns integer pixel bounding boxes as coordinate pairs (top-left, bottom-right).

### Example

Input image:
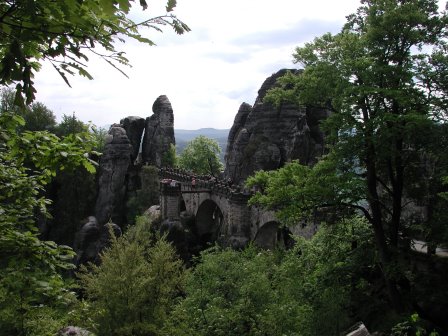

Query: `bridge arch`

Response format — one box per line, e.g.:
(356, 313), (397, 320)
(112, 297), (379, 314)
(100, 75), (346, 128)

(179, 197), (186, 212)
(254, 221), (293, 249)
(195, 199), (224, 248)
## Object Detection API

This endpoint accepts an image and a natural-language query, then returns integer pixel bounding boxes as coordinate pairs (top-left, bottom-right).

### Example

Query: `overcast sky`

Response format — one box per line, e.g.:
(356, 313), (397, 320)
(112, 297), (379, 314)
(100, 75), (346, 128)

(33, 0), (375, 129)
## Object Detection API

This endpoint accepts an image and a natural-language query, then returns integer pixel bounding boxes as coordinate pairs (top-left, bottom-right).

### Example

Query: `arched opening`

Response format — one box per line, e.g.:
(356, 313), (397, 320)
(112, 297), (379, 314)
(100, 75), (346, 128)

(254, 221), (293, 250)
(179, 198), (186, 212)
(195, 200), (223, 249)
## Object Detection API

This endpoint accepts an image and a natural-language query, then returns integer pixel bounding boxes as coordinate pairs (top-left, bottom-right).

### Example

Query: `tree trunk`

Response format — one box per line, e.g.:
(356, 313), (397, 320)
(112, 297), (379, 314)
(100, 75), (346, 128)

(365, 137), (403, 310)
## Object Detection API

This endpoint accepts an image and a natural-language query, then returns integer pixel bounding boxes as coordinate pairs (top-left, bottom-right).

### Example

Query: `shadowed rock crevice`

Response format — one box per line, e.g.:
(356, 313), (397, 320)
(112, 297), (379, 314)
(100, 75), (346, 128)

(120, 116), (145, 162)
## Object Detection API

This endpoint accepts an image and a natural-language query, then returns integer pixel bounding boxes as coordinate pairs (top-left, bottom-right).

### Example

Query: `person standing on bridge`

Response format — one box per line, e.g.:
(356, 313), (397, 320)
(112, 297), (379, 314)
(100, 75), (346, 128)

(191, 177), (196, 189)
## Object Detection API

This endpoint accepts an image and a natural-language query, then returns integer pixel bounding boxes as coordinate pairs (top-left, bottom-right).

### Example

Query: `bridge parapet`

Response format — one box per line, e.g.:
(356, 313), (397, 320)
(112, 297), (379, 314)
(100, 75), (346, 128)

(158, 167), (300, 251)
(159, 180), (181, 220)
(159, 167), (253, 200)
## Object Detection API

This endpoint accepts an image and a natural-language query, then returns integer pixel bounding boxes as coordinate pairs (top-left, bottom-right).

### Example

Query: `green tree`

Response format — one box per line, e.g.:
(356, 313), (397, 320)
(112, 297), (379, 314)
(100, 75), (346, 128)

(1, 87), (57, 132)
(162, 143), (178, 167)
(0, 0), (190, 105)
(165, 216), (375, 336)
(0, 112), (98, 335)
(54, 113), (89, 137)
(164, 246), (306, 336)
(78, 216), (185, 336)
(254, 0), (448, 312)
(178, 135), (223, 175)
(91, 125), (108, 153)
(277, 216), (378, 335)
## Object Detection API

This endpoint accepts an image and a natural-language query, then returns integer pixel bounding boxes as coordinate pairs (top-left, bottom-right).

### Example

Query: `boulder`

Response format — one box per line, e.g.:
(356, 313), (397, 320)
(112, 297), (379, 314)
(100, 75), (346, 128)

(224, 69), (329, 184)
(144, 204), (161, 221)
(58, 326), (91, 336)
(141, 95), (175, 166)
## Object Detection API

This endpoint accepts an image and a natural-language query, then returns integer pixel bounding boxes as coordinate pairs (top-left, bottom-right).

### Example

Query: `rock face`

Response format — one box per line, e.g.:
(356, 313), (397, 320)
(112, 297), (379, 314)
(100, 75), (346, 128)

(95, 96), (175, 227)
(74, 96), (177, 266)
(142, 95), (176, 166)
(224, 69), (329, 184)
(74, 216), (100, 266)
(120, 116), (145, 162)
(94, 124), (133, 226)
(74, 216), (122, 266)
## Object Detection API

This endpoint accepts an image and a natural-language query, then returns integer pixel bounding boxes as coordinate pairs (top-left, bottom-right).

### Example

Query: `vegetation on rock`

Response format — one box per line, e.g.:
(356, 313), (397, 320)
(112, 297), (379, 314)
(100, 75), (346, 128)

(126, 165), (161, 224)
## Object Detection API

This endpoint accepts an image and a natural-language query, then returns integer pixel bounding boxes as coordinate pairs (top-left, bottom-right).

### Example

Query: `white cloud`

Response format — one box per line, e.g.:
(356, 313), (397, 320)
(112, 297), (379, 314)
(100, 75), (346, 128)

(34, 0), (362, 129)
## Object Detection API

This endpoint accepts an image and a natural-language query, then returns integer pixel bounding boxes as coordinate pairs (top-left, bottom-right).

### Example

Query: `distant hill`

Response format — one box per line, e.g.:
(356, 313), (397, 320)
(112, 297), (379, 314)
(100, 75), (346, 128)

(175, 128), (230, 162)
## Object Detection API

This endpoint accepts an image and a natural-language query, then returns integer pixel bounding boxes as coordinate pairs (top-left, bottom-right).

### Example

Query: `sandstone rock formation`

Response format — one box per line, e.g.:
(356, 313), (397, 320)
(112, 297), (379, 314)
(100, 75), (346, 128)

(120, 116), (145, 162)
(94, 124), (133, 225)
(224, 69), (329, 184)
(74, 216), (100, 266)
(74, 216), (122, 266)
(76, 96), (176, 265)
(142, 95), (176, 166)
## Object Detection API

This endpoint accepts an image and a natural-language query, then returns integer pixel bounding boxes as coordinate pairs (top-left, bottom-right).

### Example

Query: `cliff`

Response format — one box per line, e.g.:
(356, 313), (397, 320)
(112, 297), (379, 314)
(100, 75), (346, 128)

(224, 69), (329, 184)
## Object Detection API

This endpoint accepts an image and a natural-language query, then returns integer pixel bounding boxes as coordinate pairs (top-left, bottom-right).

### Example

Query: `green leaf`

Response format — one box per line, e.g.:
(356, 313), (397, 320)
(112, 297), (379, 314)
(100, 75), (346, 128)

(166, 0), (177, 12)
(78, 67), (93, 80)
(82, 161), (96, 173)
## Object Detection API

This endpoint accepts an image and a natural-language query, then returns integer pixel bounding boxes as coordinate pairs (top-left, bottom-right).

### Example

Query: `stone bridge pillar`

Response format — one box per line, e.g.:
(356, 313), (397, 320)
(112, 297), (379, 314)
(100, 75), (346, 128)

(223, 193), (252, 249)
(160, 181), (181, 221)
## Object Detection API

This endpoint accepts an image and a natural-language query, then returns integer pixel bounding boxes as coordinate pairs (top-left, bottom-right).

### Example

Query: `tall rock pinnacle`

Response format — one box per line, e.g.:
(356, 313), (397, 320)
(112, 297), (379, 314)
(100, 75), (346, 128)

(141, 95), (176, 166)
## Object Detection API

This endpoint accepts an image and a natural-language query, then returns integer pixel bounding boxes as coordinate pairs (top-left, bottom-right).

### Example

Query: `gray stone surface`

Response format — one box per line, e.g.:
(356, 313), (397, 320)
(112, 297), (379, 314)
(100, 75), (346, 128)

(58, 326), (91, 336)
(144, 205), (161, 220)
(120, 116), (145, 162)
(224, 69), (329, 184)
(95, 124), (132, 225)
(142, 95), (176, 166)
(74, 216), (100, 266)
(74, 217), (122, 266)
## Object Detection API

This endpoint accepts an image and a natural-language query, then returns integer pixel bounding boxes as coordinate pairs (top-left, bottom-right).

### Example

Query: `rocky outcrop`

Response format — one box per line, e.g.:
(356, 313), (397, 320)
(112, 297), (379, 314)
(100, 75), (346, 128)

(59, 326), (92, 336)
(73, 96), (177, 266)
(142, 95), (175, 166)
(224, 69), (329, 184)
(74, 216), (100, 266)
(94, 124), (133, 226)
(120, 116), (145, 162)
(74, 216), (122, 266)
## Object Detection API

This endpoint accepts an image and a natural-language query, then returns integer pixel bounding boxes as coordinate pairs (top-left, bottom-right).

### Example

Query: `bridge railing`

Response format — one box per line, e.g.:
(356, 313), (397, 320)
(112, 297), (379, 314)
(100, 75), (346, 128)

(158, 167), (254, 201)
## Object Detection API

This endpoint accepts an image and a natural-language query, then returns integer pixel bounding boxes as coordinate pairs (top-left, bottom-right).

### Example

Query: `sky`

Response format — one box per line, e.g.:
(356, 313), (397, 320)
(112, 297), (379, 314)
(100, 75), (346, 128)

(33, 0), (364, 129)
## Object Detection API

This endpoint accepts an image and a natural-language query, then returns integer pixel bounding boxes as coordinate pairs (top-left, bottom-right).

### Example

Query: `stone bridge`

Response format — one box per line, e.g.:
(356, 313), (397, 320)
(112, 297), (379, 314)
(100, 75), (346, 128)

(158, 167), (316, 250)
